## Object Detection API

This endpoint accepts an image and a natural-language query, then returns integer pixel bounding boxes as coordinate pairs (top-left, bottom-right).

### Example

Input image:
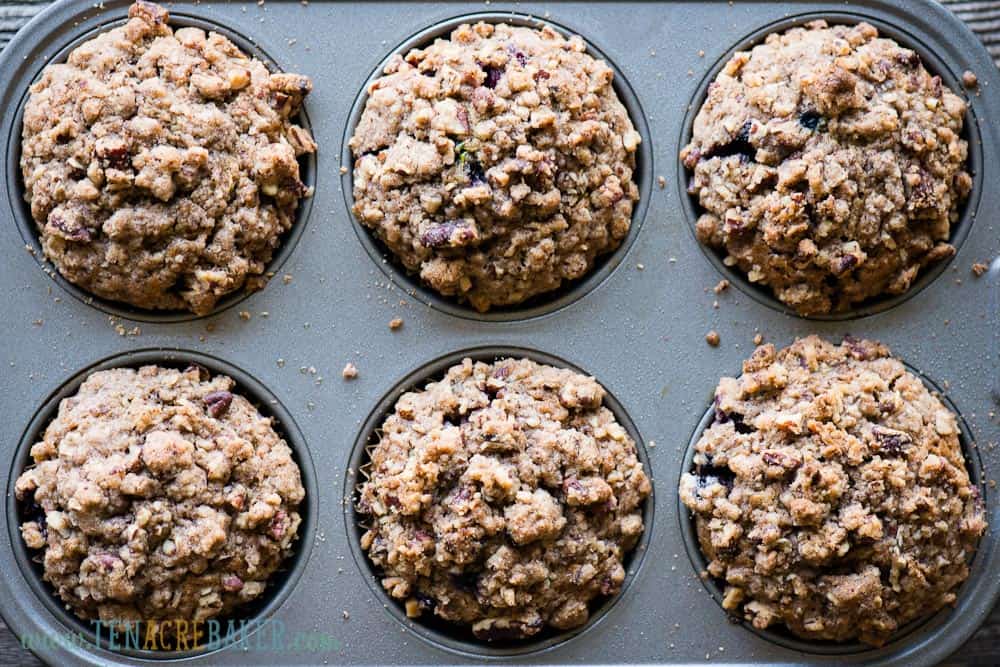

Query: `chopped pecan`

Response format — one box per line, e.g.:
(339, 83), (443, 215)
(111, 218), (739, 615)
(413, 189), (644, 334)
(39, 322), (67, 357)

(204, 390), (233, 418)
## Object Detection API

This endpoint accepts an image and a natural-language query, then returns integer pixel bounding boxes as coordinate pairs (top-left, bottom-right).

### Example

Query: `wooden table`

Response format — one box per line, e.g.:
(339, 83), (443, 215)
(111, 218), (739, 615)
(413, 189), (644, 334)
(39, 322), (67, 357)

(0, 0), (998, 665)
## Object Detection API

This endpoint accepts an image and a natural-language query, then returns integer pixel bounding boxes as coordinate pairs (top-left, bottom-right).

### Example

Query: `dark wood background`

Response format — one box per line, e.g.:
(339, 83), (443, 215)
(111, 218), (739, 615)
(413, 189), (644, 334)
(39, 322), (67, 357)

(0, 0), (997, 664)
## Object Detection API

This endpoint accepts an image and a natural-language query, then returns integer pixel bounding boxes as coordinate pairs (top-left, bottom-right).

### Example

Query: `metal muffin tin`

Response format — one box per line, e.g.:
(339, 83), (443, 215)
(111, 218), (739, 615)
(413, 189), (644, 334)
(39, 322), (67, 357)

(0, 1), (997, 666)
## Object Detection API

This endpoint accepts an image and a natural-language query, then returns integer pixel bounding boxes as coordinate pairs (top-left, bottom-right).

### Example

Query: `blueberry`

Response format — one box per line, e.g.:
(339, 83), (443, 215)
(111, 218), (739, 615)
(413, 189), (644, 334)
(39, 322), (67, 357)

(712, 394), (729, 424)
(420, 221), (459, 248)
(455, 142), (486, 184)
(482, 64), (503, 89)
(762, 451), (786, 466)
(713, 395), (753, 433)
(895, 50), (921, 68)
(98, 144), (130, 170)
(506, 45), (528, 67)
(872, 428), (911, 457)
(798, 110), (824, 131)
(414, 592), (436, 612)
(19, 489), (47, 544)
(450, 571), (479, 593)
(843, 334), (876, 361)
(421, 221), (477, 248)
(836, 254), (859, 274)
(715, 408), (753, 435)
(705, 120), (756, 163)
(466, 158), (486, 185)
(48, 211), (92, 243)
(694, 462), (735, 489)
(269, 511), (290, 540)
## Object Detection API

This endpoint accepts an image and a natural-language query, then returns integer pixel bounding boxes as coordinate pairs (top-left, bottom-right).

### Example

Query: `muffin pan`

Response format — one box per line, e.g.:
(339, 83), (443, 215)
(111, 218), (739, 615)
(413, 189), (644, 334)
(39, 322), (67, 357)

(0, 1), (997, 666)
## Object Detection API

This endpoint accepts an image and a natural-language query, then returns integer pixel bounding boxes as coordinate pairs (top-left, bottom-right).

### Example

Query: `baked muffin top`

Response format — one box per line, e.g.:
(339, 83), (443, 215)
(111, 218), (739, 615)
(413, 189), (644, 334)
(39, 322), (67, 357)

(350, 22), (640, 311)
(15, 364), (305, 631)
(681, 21), (971, 315)
(20, 1), (316, 314)
(358, 357), (650, 640)
(680, 336), (986, 645)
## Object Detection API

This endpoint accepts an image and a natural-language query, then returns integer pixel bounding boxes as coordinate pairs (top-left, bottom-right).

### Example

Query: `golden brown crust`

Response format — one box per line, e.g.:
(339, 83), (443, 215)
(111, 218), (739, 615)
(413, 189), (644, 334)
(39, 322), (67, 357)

(15, 365), (305, 631)
(350, 22), (640, 311)
(679, 336), (986, 645)
(358, 357), (650, 639)
(20, 1), (315, 314)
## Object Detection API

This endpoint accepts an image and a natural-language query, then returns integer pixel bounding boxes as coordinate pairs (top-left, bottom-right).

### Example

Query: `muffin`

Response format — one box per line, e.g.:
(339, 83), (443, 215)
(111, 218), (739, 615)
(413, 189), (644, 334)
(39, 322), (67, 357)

(14, 364), (305, 633)
(20, 1), (316, 314)
(350, 22), (641, 312)
(681, 21), (971, 315)
(357, 358), (651, 640)
(679, 336), (986, 645)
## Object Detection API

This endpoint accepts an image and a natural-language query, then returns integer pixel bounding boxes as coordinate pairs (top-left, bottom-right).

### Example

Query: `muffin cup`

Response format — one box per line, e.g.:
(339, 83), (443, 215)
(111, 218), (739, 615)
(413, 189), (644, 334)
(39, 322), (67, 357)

(678, 357), (990, 656)
(677, 12), (985, 322)
(340, 12), (653, 322)
(6, 348), (319, 662)
(4, 5), (317, 323)
(343, 345), (655, 658)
